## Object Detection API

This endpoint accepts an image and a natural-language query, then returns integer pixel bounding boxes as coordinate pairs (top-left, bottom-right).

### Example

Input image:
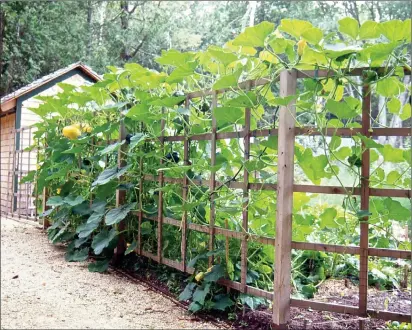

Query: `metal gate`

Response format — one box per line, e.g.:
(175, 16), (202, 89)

(1, 122), (39, 221)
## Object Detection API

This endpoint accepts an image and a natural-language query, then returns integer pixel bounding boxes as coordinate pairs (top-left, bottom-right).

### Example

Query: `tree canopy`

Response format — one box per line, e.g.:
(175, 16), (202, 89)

(1, 1), (410, 96)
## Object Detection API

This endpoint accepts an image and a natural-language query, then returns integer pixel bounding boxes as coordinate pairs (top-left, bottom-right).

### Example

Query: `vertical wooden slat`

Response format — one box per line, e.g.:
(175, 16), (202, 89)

(273, 69), (297, 327)
(208, 91), (218, 266)
(18, 128), (24, 219)
(241, 81), (252, 292)
(35, 137), (39, 222)
(359, 79), (371, 314)
(42, 187), (50, 228)
(26, 127), (32, 217)
(113, 119), (128, 265)
(181, 96), (190, 271)
(42, 134), (50, 228)
(157, 110), (166, 263)
(225, 218), (230, 294)
(11, 127), (16, 217)
(138, 123), (144, 255)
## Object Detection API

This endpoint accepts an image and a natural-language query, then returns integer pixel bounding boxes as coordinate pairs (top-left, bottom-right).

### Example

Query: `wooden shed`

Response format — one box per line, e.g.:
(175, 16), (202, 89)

(0, 62), (100, 220)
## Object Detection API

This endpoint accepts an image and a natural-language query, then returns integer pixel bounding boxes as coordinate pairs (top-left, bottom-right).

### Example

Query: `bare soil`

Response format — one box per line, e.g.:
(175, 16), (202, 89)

(0, 217), (220, 329)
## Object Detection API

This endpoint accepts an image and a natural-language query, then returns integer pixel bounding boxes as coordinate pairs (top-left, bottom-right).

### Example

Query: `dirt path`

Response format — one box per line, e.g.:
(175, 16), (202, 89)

(1, 217), (219, 329)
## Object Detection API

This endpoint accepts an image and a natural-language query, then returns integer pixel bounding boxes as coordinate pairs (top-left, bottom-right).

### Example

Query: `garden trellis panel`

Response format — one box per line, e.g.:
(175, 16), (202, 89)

(106, 67), (411, 326)
(0, 124), (40, 221)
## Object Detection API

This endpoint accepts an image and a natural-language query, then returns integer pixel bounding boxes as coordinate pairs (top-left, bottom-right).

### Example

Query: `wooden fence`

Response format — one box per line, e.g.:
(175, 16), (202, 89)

(40, 67), (411, 327)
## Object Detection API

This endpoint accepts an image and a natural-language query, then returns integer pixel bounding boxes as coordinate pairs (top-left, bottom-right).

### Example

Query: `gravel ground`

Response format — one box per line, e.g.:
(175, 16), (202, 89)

(0, 217), (219, 329)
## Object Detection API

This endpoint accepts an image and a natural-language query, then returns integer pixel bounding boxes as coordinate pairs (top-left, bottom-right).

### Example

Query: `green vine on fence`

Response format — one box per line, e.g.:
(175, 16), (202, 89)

(24, 17), (411, 312)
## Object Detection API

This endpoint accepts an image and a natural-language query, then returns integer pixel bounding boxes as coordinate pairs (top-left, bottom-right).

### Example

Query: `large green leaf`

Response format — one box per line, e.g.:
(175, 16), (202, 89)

(166, 61), (198, 83)
(212, 294), (234, 311)
(179, 282), (196, 301)
(279, 19), (312, 39)
(204, 264), (225, 282)
(46, 196), (64, 207)
(91, 228), (117, 255)
(213, 107), (244, 125)
(325, 98), (360, 119)
(64, 195), (85, 206)
(98, 141), (125, 156)
(224, 92), (257, 107)
(192, 283), (211, 306)
(88, 259), (110, 273)
(207, 46), (238, 66)
(232, 21), (274, 47)
(338, 17), (359, 39)
(379, 20), (405, 42)
(155, 49), (196, 66)
(320, 208), (338, 229)
(65, 247), (89, 262)
(212, 69), (242, 90)
(105, 202), (136, 226)
(92, 165), (131, 187)
(301, 27), (323, 45)
(129, 133), (146, 150)
(149, 96), (186, 107)
(76, 213), (103, 238)
(376, 77), (405, 97)
(379, 144), (406, 163)
(357, 134), (383, 149)
(387, 98), (401, 115)
(359, 20), (380, 39)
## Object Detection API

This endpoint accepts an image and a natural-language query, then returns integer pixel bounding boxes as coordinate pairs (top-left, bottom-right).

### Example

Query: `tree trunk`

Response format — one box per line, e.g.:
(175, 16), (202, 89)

(120, 0), (129, 61)
(248, 1), (257, 27)
(86, 0), (93, 62)
(97, 1), (107, 48)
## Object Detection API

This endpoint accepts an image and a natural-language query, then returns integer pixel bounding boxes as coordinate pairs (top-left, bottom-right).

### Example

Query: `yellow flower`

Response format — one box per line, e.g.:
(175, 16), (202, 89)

(195, 272), (205, 282)
(73, 123), (81, 130)
(297, 39), (307, 56)
(62, 125), (81, 140)
(83, 124), (92, 133)
(36, 164), (41, 170)
(57, 188), (61, 195)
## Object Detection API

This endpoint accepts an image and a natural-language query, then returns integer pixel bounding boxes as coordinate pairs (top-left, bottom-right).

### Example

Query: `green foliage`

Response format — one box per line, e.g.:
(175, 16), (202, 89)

(27, 13), (411, 315)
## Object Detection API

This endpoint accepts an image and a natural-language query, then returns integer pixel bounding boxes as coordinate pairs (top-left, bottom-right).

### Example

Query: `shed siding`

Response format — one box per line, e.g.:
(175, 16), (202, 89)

(0, 112), (16, 213)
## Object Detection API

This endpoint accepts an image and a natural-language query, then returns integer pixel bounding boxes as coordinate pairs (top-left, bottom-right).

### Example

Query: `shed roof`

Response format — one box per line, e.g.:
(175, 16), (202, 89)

(1, 62), (101, 112)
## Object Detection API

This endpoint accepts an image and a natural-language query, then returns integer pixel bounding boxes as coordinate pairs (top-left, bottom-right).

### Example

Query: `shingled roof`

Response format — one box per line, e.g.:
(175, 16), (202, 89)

(1, 62), (100, 111)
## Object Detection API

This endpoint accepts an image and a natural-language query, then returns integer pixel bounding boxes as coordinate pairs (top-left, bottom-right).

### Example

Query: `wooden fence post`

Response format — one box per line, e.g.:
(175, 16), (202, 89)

(113, 119), (128, 265)
(241, 81), (252, 292)
(181, 96), (190, 272)
(359, 78), (371, 314)
(208, 91), (218, 266)
(157, 110), (165, 263)
(273, 69), (297, 328)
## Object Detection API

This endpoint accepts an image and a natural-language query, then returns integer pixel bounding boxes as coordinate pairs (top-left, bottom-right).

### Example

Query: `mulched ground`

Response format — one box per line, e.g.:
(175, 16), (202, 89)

(120, 253), (411, 330)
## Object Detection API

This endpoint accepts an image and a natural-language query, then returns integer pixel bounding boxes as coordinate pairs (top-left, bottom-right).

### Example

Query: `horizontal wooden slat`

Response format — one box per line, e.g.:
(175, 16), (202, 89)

(136, 212), (411, 260)
(185, 67), (410, 100)
(143, 175), (410, 199)
(153, 126), (411, 143)
(291, 299), (359, 315)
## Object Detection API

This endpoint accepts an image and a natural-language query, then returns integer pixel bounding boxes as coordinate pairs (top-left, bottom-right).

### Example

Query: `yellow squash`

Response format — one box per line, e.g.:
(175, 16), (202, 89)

(62, 125), (81, 140)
